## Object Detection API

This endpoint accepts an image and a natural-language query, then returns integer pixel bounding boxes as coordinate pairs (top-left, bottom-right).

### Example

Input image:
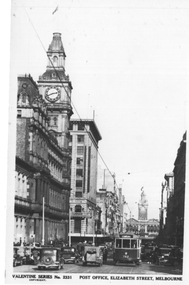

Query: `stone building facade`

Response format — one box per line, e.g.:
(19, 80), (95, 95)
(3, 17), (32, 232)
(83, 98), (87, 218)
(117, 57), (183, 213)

(125, 191), (159, 239)
(159, 132), (186, 247)
(96, 187), (122, 237)
(14, 33), (72, 246)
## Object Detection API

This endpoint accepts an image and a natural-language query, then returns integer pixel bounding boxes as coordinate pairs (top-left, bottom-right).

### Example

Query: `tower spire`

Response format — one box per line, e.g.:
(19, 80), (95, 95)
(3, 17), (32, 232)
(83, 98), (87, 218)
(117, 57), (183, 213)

(47, 32), (66, 71)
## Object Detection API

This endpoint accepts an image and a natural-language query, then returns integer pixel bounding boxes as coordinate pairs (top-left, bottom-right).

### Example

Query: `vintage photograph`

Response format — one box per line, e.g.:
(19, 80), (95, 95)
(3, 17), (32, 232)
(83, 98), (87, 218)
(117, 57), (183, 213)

(5, 0), (188, 283)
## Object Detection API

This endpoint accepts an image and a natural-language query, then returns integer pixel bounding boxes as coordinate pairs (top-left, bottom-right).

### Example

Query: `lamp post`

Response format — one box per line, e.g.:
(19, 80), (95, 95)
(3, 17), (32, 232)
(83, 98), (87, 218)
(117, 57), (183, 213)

(89, 207), (95, 245)
(93, 210), (95, 245)
(122, 201), (126, 232)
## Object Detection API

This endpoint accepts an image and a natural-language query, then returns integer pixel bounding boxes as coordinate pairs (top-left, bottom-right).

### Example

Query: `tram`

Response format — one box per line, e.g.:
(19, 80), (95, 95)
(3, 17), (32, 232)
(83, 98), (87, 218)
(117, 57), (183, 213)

(113, 236), (141, 265)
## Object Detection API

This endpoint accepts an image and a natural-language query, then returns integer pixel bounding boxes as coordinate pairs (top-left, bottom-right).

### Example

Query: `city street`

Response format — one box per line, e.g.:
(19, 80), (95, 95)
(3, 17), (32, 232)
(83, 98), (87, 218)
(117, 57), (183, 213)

(13, 260), (182, 275)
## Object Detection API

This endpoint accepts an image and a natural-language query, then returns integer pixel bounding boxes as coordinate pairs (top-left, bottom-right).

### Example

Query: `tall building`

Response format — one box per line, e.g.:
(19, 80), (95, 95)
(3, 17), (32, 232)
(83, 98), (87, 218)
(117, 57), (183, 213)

(138, 189), (148, 221)
(38, 32), (73, 151)
(96, 172), (123, 237)
(125, 190), (159, 240)
(69, 119), (102, 244)
(14, 33), (73, 246)
(159, 132), (186, 247)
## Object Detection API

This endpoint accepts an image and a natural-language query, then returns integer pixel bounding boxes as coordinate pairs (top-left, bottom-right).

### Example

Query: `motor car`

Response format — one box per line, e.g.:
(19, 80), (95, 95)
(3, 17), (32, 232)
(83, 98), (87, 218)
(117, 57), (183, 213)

(168, 246), (183, 266)
(154, 247), (173, 265)
(13, 247), (26, 267)
(37, 247), (64, 270)
(82, 245), (103, 266)
(61, 247), (77, 264)
(141, 245), (155, 262)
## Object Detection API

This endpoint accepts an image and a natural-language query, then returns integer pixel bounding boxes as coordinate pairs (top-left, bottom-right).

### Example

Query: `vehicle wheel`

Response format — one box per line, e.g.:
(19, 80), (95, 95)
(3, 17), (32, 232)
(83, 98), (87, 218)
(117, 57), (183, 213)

(135, 261), (140, 265)
(83, 262), (87, 266)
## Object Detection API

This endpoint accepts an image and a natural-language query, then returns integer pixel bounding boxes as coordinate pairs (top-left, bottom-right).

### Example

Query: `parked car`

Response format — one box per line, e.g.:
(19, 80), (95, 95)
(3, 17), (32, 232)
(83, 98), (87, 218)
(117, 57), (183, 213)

(168, 246), (183, 266)
(13, 247), (26, 267)
(141, 244), (155, 262)
(154, 246), (178, 265)
(61, 247), (77, 264)
(37, 247), (64, 270)
(177, 248), (183, 265)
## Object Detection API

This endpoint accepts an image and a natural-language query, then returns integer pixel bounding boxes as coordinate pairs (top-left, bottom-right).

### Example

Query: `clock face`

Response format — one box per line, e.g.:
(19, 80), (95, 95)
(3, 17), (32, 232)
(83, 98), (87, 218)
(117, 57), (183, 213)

(45, 86), (61, 102)
(22, 83), (28, 89)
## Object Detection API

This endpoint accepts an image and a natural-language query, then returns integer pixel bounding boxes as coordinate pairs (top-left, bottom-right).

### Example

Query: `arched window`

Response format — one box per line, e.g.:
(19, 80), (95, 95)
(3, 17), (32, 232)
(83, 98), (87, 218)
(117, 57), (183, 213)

(53, 117), (57, 126)
(53, 56), (58, 66)
(75, 205), (82, 212)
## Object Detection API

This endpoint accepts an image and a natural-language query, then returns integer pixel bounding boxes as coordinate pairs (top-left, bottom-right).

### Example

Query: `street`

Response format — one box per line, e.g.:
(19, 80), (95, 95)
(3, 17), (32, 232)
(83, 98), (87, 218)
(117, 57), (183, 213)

(13, 259), (182, 275)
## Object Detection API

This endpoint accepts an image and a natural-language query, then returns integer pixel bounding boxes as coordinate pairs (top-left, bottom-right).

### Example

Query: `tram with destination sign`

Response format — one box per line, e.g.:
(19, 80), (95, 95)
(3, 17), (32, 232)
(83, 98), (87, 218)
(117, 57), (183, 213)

(113, 237), (141, 265)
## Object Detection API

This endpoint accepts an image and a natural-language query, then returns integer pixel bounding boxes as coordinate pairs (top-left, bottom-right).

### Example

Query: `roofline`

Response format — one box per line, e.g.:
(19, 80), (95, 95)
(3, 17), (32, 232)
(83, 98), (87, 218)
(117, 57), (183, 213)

(70, 118), (102, 141)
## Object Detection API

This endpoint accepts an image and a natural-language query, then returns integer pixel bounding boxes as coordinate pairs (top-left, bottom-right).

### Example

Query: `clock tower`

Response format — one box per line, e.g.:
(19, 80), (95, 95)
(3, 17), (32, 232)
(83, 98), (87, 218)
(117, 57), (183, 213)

(138, 189), (148, 220)
(38, 32), (73, 149)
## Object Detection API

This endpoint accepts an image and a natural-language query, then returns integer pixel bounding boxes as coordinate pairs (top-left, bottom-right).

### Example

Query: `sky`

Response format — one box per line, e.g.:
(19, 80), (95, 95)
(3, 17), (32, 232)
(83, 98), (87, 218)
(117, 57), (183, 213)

(4, 0), (189, 221)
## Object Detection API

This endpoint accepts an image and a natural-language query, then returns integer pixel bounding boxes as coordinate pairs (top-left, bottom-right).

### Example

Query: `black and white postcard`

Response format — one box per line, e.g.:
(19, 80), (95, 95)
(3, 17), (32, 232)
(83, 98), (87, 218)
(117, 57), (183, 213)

(3, 0), (189, 284)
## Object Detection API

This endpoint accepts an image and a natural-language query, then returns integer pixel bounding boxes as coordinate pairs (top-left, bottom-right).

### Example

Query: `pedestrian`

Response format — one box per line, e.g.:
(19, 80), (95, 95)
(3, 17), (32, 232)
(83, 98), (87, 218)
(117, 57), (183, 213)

(103, 246), (108, 263)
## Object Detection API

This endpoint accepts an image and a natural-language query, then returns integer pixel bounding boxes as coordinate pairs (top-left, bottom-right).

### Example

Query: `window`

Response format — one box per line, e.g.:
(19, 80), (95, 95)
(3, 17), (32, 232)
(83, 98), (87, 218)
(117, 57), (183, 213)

(75, 191), (82, 197)
(22, 93), (26, 103)
(53, 117), (57, 126)
(75, 205), (82, 212)
(76, 169), (83, 177)
(77, 157), (83, 165)
(53, 56), (58, 66)
(74, 219), (81, 233)
(123, 239), (130, 248)
(77, 135), (84, 143)
(131, 240), (137, 248)
(77, 146), (84, 155)
(78, 123), (85, 130)
(17, 110), (22, 118)
(116, 239), (122, 248)
(76, 180), (82, 188)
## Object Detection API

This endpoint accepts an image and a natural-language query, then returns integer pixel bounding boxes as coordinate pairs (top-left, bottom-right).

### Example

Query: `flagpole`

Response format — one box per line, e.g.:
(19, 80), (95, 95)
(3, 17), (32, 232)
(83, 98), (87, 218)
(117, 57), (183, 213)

(52, 6), (59, 32)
